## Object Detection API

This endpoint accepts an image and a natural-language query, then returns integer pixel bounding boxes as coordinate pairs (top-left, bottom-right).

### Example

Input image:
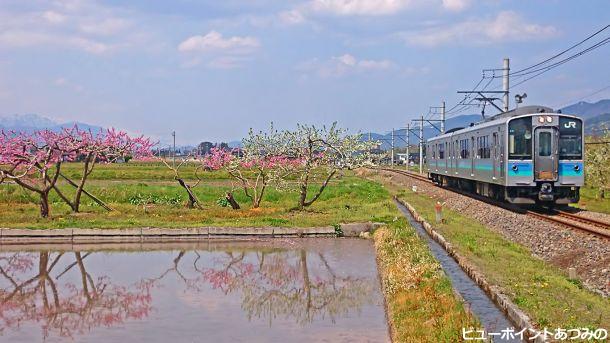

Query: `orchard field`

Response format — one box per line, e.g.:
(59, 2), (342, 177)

(0, 162), (395, 229)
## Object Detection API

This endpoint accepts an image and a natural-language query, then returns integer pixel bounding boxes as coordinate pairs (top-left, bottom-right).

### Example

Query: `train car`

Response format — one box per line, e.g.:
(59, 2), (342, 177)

(425, 105), (584, 206)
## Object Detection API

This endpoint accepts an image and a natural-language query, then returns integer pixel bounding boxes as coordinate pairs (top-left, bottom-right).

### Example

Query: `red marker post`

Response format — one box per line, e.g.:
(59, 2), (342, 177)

(434, 202), (443, 224)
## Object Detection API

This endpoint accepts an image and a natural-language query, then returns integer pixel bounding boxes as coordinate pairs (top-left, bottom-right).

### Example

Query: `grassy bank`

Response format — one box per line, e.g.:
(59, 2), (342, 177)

(374, 219), (478, 342)
(372, 171), (609, 330)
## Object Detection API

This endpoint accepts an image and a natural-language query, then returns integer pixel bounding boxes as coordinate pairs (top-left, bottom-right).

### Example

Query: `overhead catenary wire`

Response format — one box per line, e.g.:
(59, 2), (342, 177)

(510, 36), (610, 79)
(510, 24), (609, 75)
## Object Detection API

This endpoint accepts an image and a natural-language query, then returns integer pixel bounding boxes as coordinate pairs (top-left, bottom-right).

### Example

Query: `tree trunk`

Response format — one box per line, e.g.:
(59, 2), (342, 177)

(298, 172), (310, 210)
(302, 170), (336, 208)
(40, 191), (50, 218)
(73, 154), (94, 212)
(225, 192), (240, 209)
(176, 178), (202, 209)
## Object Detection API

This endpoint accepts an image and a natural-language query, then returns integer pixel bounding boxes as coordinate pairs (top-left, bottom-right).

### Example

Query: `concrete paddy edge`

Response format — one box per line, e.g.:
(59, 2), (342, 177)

(394, 196), (543, 343)
(0, 222), (376, 243)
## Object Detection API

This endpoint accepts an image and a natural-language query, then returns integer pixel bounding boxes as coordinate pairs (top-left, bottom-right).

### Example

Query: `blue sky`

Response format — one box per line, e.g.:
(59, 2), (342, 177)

(0, 0), (609, 144)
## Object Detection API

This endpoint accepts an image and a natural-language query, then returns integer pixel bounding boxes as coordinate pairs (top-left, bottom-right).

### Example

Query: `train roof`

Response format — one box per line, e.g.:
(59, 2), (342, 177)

(427, 105), (580, 142)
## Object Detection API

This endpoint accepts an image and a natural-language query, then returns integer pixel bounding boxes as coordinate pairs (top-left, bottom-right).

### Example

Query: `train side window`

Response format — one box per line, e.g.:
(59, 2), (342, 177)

(439, 143), (445, 159)
(483, 135), (490, 158)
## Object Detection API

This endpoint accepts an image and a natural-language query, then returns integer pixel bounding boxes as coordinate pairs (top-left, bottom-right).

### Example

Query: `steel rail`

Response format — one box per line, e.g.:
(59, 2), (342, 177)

(378, 167), (610, 239)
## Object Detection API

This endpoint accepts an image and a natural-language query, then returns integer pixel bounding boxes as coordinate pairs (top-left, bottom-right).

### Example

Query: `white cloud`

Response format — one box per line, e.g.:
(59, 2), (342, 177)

(279, 10), (307, 25)
(404, 11), (558, 47)
(0, 30), (110, 54)
(54, 77), (84, 92)
(80, 18), (131, 36)
(178, 31), (260, 69)
(308, 0), (413, 16)
(42, 11), (67, 24)
(0, 1), (147, 54)
(441, 0), (470, 12)
(298, 53), (395, 77)
(178, 31), (260, 53)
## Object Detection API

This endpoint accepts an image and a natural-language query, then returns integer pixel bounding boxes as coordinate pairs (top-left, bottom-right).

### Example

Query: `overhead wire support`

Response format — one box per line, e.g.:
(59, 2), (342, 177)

(510, 24), (610, 76)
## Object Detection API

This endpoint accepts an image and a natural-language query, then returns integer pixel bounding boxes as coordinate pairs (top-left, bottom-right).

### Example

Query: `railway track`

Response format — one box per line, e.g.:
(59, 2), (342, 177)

(379, 167), (610, 239)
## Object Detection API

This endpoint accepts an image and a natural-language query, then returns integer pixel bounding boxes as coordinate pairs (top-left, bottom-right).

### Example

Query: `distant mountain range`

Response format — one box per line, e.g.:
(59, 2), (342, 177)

(1, 99), (608, 148)
(0, 113), (104, 134)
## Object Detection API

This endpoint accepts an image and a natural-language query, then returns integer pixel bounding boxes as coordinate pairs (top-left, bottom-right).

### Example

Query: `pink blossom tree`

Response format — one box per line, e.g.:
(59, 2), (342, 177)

(0, 129), (84, 217)
(0, 127), (153, 217)
(52, 128), (153, 212)
(203, 125), (299, 209)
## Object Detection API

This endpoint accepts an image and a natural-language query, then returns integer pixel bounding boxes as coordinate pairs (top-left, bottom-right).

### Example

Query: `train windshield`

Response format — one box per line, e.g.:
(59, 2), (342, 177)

(508, 117), (532, 159)
(558, 117), (582, 160)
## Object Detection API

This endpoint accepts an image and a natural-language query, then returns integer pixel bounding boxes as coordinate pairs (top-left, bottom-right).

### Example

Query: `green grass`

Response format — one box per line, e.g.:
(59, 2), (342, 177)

(573, 186), (610, 214)
(383, 183), (609, 330)
(374, 218), (478, 342)
(0, 164), (396, 229)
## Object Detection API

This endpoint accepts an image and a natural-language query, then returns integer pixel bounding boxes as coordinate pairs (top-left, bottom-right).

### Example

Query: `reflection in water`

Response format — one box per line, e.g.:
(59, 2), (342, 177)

(0, 252), (153, 339)
(0, 239), (388, 342)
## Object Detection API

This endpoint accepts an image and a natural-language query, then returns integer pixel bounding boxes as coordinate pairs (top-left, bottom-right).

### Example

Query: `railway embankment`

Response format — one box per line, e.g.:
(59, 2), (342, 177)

(368, 169), (609, 332)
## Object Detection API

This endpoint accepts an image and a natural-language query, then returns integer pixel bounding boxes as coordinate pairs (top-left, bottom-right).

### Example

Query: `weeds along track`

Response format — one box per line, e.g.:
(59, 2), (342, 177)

(379, 167), (610, 240)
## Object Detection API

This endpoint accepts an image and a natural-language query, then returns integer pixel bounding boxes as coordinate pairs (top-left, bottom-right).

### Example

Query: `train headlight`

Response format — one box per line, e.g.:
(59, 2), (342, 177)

(546, 116), (553, 123)
(538, 116), (545, 123)
(512, 164), (518, 171)
(574, 165), (580, 172)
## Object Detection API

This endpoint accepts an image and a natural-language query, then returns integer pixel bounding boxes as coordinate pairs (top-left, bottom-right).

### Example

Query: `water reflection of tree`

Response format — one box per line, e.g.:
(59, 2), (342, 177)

(154, 249), (375, 325)
(0, 252), (153, 339)
(0, 247), (377, 339)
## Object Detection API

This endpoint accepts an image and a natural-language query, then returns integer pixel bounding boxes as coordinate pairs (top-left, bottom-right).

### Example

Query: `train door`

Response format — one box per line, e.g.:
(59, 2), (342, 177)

(492, 132), (498, 180)
(534, 127), (558, 181)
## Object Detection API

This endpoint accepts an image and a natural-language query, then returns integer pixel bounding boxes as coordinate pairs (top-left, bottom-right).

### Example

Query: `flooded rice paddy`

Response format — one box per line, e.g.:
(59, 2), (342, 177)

(0, 238), (389, 342)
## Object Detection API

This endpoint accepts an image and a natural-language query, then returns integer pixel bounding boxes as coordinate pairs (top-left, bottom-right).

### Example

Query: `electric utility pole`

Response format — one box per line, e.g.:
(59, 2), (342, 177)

(419, 115), (423, 174)
(391, 128), (394, 167)
(457, 58), (511, 117)
(406, 123), (410, 170)
(502, 58), (510, 112)
(441, 101), (446, 134)
(172, 131), (176, 169)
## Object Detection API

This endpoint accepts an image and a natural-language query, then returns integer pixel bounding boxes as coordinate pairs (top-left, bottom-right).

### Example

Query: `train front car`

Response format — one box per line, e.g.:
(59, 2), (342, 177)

(506, 112), (584, 206)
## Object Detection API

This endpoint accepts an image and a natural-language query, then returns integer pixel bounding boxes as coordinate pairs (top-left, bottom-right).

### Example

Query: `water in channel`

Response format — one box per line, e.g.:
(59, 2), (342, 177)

(396, 201), (523, 343)
(0, 238), (389, 343)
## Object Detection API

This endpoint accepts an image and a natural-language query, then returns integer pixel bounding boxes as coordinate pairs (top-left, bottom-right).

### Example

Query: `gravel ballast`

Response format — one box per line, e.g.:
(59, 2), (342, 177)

(379, 170), (610, 297)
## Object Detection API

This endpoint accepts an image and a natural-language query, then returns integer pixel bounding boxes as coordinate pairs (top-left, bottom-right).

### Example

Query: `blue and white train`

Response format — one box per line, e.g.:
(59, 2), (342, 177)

(425, 105), (584, 206)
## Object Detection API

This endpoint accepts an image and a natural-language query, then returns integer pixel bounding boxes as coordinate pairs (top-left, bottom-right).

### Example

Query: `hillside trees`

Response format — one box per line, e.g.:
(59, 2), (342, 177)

(585, 128), (610, 198)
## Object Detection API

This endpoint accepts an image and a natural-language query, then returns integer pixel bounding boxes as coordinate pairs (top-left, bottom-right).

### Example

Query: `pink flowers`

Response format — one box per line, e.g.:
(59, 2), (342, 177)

(0, 126), (154, 217)
(0, 126), (153, 175)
